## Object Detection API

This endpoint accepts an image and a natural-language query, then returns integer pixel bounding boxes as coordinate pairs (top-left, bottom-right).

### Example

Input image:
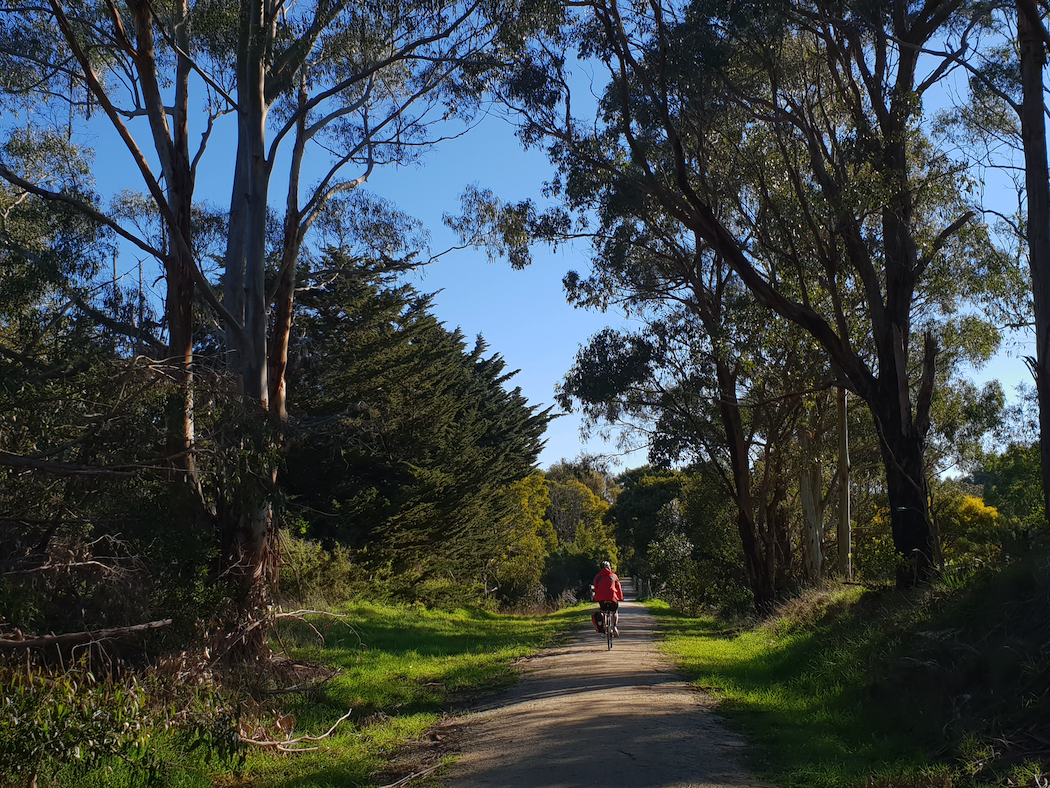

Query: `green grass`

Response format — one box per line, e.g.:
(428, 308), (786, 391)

(22, 602), (587, 788)
(231, 601), (586, 787)
(650, 556), (1050, 788)
(647, 590), (967, 788)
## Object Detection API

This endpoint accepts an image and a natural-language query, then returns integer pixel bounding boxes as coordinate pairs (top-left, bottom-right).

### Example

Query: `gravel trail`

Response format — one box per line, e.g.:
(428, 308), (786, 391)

(434, 587), (773, 788)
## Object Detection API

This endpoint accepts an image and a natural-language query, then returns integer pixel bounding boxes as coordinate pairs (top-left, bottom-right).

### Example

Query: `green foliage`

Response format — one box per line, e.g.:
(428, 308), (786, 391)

(930, 481), (1004, 570)
(544, 456), (620, 504)
(678, 471), (751, 614)
(927, 374), (1005, 476)
(541, 547), (600, 602)
(644, 470), (750, 616)
(491, 473), (557, 606)
(647, 505), (704, 614)
(278, 534), (370, 608)
(544, 475), (614, 549)
(539, 462), (618, 602)
(970, 443), (1046, 535)
(852, 507), (901, 584)
(281, 257), (551, 593)
(1, 666), (155, 785)
(606, 466), (684, 573)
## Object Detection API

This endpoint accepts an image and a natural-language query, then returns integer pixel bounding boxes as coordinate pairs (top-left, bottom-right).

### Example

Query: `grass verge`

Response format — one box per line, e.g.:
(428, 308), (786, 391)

(20, 602), (587, 788)
(226, 602), (587, 787)
(647, 591), (938, 788)
(648, 559), (1050, 788)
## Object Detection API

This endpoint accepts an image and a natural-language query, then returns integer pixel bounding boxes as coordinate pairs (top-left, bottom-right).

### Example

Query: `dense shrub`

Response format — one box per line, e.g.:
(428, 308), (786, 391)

(1, 666), (155, 786)
(278, 534), (365, 607)
(647, 483), (751, 616)
(541, 548), (599, 602)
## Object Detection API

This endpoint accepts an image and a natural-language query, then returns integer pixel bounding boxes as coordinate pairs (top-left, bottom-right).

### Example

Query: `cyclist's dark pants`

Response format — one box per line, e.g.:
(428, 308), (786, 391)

(598, 601), (619, 613)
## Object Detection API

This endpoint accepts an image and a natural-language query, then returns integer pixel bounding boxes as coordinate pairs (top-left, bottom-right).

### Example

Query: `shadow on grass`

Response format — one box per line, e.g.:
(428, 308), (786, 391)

(646, 594), (957, 788)
(236, 604), (585, 787)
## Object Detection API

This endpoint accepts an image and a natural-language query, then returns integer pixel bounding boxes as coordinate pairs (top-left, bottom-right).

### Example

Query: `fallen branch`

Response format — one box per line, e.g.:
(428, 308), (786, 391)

(376, 763), (445, 788)
(0, 619), (172, 650)
(4, 559), (146, 577)
(239, 708), (353, 753)
(274, 608), (358, 647)
(274, 609), (349, 619)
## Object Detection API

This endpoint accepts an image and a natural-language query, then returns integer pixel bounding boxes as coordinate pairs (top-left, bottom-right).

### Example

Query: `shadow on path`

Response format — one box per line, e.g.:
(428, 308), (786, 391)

(438, 584), (773, 788)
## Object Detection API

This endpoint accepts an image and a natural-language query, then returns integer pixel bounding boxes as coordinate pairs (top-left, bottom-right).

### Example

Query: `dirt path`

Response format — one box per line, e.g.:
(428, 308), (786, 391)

(433, 587), (772, 788)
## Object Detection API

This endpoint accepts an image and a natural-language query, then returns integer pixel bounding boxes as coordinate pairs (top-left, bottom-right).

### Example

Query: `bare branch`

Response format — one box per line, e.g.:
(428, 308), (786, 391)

(0, 162), (163, 259)
(0, 619), (172, 650)
(0, 449), (191, 478)
(239, 708), (353, 753)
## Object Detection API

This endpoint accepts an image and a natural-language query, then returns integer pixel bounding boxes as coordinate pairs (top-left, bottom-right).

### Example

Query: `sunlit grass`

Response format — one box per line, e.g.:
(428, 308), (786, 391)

(36, 602), (585, 788)
(232, 602), (585, 787)
(647, 593), (940, 788)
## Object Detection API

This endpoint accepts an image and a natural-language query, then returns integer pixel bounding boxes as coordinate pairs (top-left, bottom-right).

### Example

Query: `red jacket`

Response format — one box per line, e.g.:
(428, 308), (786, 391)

(593, 568), (624, 602)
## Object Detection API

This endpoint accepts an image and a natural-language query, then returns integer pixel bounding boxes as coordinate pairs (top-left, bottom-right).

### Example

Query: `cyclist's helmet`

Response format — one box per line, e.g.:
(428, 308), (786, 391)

(601, 560), (612, 570)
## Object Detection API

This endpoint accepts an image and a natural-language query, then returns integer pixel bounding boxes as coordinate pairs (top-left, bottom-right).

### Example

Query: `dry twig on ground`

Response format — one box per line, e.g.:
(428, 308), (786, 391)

(238, 708), (353, 753)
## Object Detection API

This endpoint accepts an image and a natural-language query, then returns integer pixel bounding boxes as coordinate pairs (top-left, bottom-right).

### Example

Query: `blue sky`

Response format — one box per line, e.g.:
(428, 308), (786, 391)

(83, 99), (645, 470)
(81, 72), (1034, 474)
(361, 114), (647, 470)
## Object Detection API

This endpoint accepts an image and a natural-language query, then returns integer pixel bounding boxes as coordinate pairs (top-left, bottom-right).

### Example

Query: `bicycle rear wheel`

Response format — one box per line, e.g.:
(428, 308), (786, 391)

(605, 611), (613, 650)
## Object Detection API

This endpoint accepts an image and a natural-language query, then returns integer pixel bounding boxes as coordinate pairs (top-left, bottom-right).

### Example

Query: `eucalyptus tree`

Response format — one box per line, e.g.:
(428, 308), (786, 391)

(558, 310), (830, 606)
(1016, 0), (1050, 524)
(487, 0), (1004, 585)
(219, 0), (556, 418)
(0, 0), (555, 606)
(550, 204), (803, 601)
(940, 0), (1050, 523)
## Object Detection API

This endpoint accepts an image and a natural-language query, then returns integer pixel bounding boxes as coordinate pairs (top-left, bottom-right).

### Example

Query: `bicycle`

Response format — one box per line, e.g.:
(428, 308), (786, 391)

(601, 608), (613, 650)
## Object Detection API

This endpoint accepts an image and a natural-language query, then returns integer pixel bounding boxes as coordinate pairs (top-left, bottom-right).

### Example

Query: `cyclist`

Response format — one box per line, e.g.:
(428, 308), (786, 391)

(592, 560), (624, 637)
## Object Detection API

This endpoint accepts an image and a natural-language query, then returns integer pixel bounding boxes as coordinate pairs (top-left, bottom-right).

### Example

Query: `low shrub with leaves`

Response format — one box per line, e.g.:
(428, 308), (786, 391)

(278, 533), (367, 607)
(1, 666), (155, 785)
(646, 496), (751, 617)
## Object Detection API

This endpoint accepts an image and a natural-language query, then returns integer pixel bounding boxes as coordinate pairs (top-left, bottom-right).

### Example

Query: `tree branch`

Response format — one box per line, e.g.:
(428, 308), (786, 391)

(0, 450), (190, 478)
(0, 162), (163, 259)
(71, 295), (167, 356)
(0, 619), (171, 650)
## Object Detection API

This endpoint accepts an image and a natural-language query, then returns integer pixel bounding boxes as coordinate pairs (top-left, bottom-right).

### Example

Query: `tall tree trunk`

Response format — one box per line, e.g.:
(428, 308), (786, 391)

(268, 252), (295, 420)
(715, 362), (775, 610)
(799, 425), (824, 584)
(267, 81), (308, 419)
(165, 252), (195, 476)
(872, 374), (935, 586)
(227, 0), (274, 409)
(837, 387), (852, 579)
(129, 0), (197, 480)
(1018, 0), (1050, 524)
(241, 70), (271, 408)
(224, 129), (249, 388)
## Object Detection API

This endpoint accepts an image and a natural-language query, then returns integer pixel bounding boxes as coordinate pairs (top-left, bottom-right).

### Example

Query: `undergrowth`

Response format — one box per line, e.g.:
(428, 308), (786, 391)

(1, 602), (584, 787)
(651, 551), (1050, 788)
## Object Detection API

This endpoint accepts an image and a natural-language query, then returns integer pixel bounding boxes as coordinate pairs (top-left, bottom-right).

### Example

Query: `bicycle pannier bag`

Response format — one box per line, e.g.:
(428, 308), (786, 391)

(592, 610), (605, 633)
